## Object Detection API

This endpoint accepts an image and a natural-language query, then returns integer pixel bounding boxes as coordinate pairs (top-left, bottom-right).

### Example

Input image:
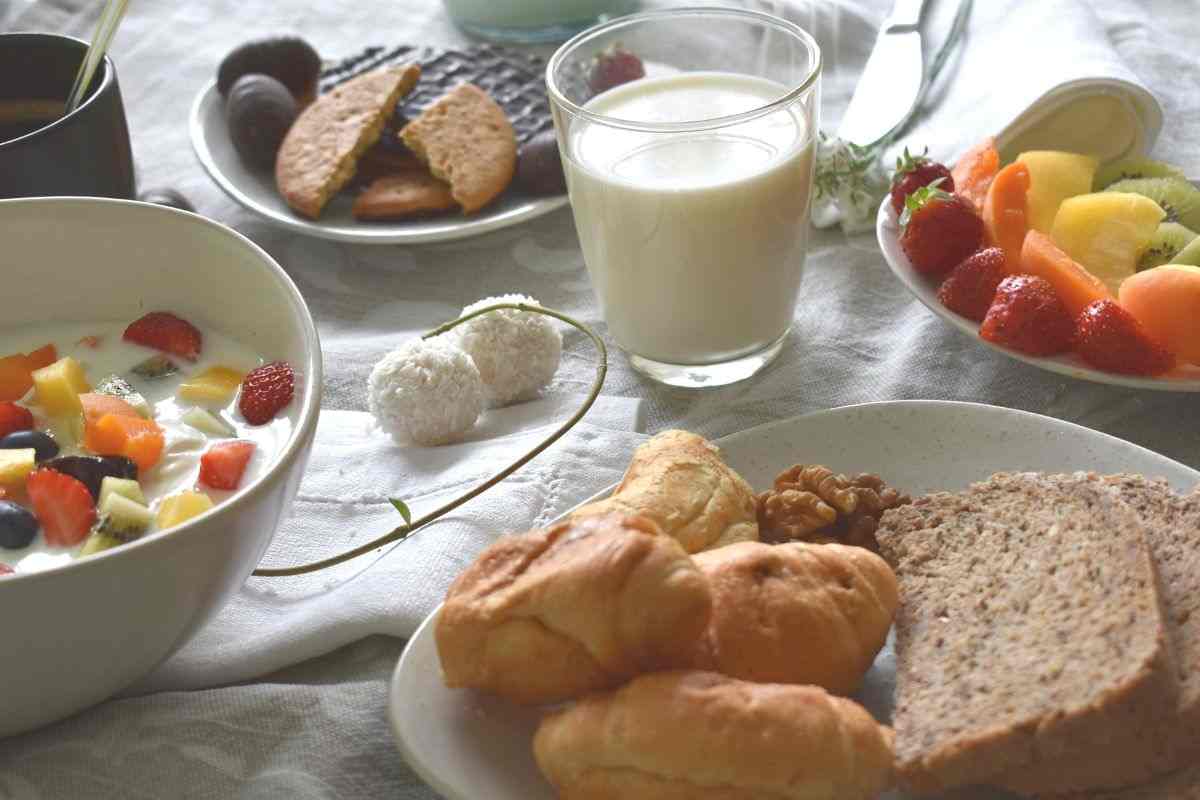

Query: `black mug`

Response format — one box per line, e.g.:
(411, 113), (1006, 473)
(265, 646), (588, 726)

(0, 33), (135, 199)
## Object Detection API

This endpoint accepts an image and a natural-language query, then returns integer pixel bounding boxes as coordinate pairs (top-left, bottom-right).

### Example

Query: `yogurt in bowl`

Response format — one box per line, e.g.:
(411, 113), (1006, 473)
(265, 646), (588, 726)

(0, 314), (298, 574)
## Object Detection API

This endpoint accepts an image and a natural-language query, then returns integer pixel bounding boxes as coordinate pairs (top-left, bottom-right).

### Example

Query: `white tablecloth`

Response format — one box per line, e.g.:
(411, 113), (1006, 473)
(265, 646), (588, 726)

(3, 0), (1200, 797)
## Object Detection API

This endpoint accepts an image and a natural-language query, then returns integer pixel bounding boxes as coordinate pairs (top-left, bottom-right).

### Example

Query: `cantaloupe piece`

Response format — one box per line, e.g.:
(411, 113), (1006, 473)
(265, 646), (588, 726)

(1018, 231), (1113, 316)
(952, 137), (1000, 214)
(0, 344), (58, 402)
(81, 394), (144, 452)
(1016, 151), (1099, 233)
(983, 162), (1031, 267)
(1119, 264), (1200, 365)
(87, 414), (165, 472)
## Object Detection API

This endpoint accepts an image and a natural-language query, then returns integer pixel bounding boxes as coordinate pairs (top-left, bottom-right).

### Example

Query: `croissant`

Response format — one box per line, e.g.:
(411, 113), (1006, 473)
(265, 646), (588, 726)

(573, 430), (758, 553)
(690, 541), (898, 695)
(435, 513), (712, 705)
(534, 670), (895, 800)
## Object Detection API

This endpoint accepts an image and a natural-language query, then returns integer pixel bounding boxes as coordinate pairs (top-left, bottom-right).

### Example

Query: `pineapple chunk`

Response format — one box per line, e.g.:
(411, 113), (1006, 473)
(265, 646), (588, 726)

(32, 356), (91, 417)
(98, 476), (146, 508)
(156, 490), (214, 530)
(178, 366), (245, 404)
(0, 448), (35, 490)
(1017, 151), (1099, 233)
(1050, 192), (1165, 292)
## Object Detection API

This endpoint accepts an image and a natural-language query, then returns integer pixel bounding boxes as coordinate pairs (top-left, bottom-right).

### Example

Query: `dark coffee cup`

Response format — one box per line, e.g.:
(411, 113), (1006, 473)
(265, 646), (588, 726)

(0, 33), (135, 199)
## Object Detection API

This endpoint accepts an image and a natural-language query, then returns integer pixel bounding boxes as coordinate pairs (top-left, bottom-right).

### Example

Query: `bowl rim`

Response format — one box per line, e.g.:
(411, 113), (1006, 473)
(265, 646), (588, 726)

(0, 196), (323, 585)
(0, 32), (118, 151)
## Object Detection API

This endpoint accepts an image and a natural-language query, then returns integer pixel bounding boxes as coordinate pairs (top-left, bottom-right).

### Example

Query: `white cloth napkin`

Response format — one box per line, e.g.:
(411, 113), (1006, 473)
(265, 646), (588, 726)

(910, 0), (1162, 164)
(128, 394), (645, 695)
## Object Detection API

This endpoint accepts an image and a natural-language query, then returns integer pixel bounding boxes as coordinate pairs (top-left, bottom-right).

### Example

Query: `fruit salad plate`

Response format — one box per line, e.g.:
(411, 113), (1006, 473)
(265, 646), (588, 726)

(388, 400), (1200, 800)
(189, 80), (569, 245)
(877, 198), (1200, 392)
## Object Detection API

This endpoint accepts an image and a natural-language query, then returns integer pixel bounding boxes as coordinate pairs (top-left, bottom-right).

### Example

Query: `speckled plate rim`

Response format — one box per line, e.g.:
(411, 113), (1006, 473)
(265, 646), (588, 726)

(387, 399), (1200, 800)
(188, 79), (569, 245)
(876, 199), (1200, 392)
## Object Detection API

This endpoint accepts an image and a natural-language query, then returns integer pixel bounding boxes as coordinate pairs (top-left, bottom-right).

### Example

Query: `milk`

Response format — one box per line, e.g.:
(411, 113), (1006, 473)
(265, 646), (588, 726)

(0, 322), (295, 573)
(565, 71), (815, 365)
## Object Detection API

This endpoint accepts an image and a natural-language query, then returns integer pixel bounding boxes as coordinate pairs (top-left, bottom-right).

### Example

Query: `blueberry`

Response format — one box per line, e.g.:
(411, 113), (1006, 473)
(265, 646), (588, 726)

(45, 456), (138, 500)
(0, 430), (59, 461)
(0, 501), (37, 549)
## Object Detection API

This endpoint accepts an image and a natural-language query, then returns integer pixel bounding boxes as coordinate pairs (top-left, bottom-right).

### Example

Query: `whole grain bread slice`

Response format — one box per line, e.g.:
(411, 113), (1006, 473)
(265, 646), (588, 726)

(1046, 477), (1200, 800)
(876, 471), (1178, 796)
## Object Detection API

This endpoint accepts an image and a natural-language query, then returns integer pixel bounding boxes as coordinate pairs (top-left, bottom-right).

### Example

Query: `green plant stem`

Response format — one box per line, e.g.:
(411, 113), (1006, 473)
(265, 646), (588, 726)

(252, 303), (607, 578)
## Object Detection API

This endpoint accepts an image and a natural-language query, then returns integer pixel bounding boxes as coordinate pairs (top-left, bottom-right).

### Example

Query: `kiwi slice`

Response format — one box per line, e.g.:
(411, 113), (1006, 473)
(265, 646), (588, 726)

(1137, 222), (1197, 271)
(1093, 157), (1186, 190)
(1105, 177), (1200, 231)
(1172, 234), (1200, 266)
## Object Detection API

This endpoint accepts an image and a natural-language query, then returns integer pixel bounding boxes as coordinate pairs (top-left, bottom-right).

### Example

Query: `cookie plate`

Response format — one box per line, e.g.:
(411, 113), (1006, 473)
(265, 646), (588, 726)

(189, 80), (569, 245)
(877, 198), (1200, 391)
(388, 399), (1200, 800)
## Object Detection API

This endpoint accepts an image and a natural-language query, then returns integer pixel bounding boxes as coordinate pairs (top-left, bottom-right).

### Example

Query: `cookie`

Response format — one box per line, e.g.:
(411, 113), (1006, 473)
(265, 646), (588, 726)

(354, 139), (425, 185)
(352, 170), (457, 220)
(274, 64), (420, 219)
(400, 83), (517, 214)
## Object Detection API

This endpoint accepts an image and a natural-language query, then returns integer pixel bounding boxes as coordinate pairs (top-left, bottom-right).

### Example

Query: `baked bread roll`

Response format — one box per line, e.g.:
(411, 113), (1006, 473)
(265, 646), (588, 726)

(690, 541), (898, 695)
(573, 430), (757, 553)
(534, 670), (894, 800)
(435, 513), (711, 705)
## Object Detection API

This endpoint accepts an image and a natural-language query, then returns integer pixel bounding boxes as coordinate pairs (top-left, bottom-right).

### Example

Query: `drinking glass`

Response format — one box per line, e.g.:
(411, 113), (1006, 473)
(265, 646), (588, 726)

(547, 7), (821, 387)
(443, 0), (639, 44)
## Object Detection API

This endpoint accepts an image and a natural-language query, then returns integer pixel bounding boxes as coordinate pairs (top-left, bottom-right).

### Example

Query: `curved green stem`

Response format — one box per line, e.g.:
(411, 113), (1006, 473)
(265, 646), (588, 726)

(252, 303), (607, 578)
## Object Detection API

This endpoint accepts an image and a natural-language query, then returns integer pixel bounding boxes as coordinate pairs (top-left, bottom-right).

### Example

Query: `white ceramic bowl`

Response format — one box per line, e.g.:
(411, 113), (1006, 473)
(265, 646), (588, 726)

(0, 197), (321, 737)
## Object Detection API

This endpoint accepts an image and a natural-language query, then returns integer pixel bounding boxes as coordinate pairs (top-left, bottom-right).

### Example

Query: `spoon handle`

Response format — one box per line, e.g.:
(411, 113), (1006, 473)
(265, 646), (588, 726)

(65, 0), (130, 114)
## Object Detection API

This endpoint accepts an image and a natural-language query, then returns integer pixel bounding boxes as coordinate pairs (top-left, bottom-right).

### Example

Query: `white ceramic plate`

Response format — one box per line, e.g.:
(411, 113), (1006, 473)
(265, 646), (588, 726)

(876, 200), (1200, 392)
(189, 80), (569, 245)
(388, 400), (1200, 800)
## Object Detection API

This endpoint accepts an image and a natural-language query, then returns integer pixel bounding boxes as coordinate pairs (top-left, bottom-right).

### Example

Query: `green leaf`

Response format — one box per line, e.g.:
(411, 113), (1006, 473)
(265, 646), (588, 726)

(390, 498), (412, 525)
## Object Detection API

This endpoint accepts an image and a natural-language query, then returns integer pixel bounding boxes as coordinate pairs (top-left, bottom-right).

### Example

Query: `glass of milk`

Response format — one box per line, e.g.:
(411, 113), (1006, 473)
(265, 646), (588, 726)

(548, 7), (820, 387)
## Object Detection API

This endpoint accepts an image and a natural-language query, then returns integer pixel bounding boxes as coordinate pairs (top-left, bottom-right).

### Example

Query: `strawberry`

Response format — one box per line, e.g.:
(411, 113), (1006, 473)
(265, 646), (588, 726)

(1074, 300), (1175, 376)
(25, 468), (96, 547)
(238, 361), (295, 425)
(588, 44), (645, 94)
(199, 440), (256, 490)
(937, 247), (1008, 322)
(890, 148), (955, 213)
(900, 184), (984, 277)
(0, 563), (11, 576)
(0, 402), (34, 438)
(980, 275), (1074, 356)
(123, 312), (202, 361)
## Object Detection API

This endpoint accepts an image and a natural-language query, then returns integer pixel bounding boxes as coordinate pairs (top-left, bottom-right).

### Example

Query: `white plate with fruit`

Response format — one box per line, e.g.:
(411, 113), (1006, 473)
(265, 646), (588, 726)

(877, 141), (1200, 391)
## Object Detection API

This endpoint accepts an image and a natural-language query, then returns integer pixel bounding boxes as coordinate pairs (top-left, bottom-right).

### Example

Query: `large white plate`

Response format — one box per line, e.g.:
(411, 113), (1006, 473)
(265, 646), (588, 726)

(388, 400), (1200, 800)
(189, 80), (569, 245)
(876, 199), (1200, 392)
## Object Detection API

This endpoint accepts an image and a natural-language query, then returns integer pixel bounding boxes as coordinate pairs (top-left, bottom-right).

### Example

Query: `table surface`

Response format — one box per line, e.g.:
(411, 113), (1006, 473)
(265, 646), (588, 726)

(4, 0), (1200, 797)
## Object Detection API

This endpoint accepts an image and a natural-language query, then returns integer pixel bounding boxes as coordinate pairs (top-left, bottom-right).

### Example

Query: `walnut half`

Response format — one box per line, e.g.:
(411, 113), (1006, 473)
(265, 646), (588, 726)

(757, 465), (910, 553)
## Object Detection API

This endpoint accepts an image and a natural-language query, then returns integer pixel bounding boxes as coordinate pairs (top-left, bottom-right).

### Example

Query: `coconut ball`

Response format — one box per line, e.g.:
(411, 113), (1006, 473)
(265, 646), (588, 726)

(449, 294), (563, 408)
(367, 339), (484, 446)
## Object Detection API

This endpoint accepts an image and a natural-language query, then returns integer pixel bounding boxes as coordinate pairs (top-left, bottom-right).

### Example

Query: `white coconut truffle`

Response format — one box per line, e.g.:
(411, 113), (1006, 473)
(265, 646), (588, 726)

(368, 339), (484, 446)
(449, 294), (563, 408)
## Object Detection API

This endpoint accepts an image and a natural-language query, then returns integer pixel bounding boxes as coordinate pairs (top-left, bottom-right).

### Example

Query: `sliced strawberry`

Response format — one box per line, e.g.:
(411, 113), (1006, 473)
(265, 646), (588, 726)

(980, 275), (1074, 357)
(1074, 300), (1175, 376)
(123, 312), (202, 361)
(199, 440), (256, 491)
(900, 185), (984, 277)
(937, 247), (1008, 323)
(890, 148), (954, 214)
(0, 563), (12, 576)
(25, 468), (96, 547)
(238, 361), (295, 425)
(0, 402), (34, 438)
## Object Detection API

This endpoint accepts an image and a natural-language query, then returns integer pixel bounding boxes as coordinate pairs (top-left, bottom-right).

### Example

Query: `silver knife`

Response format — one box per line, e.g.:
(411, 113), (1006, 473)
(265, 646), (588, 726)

(836, 0), (928, 148)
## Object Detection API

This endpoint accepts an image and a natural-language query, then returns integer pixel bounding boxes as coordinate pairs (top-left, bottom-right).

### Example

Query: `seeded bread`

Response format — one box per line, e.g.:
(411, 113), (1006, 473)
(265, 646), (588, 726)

(876, 471), (1178, 796)
(1046, 477), (1200, 799)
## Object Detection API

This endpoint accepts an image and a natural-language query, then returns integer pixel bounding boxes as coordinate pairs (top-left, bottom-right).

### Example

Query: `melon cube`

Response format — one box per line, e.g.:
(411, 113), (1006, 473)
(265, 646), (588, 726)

(1017, 151), (1098, 233)
(32, 356), (91, 418)
(156, 490), (214, 530)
